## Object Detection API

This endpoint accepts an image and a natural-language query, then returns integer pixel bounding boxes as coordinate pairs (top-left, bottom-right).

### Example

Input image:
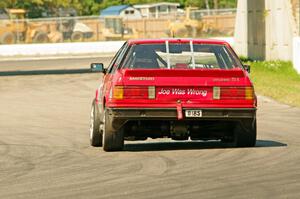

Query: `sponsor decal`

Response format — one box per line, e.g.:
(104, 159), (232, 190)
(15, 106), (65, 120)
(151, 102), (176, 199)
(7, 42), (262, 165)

(157, 88), (208, 97)
(213, 77), (240, 82)
(129, 77), (155, 81)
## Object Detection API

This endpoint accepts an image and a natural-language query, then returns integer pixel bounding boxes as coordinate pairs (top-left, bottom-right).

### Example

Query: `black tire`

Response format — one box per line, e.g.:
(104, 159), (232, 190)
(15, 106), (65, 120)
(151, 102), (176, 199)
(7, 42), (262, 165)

(0, 32), (16, 44)
(221, 136), (234, 143)
(102, 108), (124, 151)
(33, 32), (49, 43)
(71, 31), (83, 42)
(89, 100), (102, 147)
(234, 119), (257, 147)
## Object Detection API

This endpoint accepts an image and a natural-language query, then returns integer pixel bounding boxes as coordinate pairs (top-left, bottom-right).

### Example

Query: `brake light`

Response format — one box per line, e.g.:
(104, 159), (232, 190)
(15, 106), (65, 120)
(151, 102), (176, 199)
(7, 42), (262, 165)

(213, 87), (254, 100)
(221, 87), (245, 99)
(124, 86), (148, 99)
(113, 86), (156, 99)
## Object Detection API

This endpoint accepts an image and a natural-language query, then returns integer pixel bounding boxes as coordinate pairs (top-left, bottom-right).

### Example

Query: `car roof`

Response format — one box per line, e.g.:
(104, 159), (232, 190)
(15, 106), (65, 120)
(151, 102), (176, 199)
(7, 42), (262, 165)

(127, 38), (229, 46)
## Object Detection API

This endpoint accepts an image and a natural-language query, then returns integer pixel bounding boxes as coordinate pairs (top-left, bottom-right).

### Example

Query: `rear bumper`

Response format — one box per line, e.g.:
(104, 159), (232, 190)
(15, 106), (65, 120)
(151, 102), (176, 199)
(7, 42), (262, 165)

(108, 108), (256, 120)
(104, 107), (256, 134)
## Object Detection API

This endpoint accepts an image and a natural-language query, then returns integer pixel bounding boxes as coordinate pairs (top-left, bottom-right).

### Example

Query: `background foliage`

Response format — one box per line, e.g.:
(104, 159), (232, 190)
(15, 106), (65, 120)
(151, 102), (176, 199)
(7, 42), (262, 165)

(249, 61), (300, 107)
(0, 0), (237, 17)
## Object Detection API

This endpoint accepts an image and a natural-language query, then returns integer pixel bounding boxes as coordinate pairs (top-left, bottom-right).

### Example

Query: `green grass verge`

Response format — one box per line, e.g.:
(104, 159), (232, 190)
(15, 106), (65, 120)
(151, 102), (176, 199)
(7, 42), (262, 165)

(248, 61), (300, 107)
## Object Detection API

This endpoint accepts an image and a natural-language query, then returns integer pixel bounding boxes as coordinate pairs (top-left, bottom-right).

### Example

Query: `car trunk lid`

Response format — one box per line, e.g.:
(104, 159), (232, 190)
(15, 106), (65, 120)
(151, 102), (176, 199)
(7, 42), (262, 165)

(112, 68), (255, 108)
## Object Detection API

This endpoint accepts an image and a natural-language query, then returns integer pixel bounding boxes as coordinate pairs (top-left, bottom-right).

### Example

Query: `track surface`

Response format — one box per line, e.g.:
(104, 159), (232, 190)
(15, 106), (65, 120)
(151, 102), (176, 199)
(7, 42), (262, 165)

(0, 58), (300, 198)
(0, 56), (112, 71)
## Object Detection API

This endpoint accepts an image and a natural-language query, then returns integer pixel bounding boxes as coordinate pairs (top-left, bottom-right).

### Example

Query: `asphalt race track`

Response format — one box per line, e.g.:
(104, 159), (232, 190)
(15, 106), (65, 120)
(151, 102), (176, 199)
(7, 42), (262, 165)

(0, 56), (113, 71)
(0, 57), (299, 199)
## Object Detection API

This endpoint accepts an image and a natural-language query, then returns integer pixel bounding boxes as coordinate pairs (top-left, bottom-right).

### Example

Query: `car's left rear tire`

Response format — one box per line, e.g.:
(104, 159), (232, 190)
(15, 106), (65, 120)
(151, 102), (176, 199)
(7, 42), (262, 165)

(89, 100), (102, 147)
(102, 108), (124, 152)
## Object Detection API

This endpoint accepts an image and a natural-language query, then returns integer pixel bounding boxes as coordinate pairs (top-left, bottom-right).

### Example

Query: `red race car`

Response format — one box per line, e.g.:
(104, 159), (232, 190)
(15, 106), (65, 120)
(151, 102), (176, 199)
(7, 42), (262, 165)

(90, 38), (257, 151)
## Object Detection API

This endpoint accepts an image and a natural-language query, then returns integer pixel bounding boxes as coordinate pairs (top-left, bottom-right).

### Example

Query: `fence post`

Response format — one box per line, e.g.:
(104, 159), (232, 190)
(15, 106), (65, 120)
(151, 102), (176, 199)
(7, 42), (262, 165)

(16, 19), (19, 44)
(143, 19), (146, 38)
(96, 21), (99, 41)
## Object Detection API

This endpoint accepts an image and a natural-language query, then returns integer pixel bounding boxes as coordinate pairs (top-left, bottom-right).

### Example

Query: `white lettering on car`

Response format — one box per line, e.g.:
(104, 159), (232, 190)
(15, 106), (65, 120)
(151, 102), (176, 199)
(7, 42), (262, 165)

(172, 89), (186, 95)
(187, 89), (208, 97)
(129, 77), (155, 81)
(213, 78), (240, 82)
(158, 88), (170, 95)
(157, 88), (208, 97)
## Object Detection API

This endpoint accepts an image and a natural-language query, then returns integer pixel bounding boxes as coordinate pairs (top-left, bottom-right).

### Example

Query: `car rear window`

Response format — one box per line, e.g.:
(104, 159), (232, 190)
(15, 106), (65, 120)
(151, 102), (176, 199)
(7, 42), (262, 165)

(122, 42), (242, 70)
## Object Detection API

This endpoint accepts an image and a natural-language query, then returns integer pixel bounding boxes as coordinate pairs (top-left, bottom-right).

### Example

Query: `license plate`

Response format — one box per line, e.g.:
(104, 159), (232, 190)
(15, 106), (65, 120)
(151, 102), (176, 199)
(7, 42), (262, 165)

(185, 110), (202, 117)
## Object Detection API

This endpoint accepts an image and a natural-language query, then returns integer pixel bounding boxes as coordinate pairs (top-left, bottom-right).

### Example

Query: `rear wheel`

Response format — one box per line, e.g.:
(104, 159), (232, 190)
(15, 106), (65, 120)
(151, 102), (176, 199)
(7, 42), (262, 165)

(90, 100), (102, 147)
(234, 119), (257, 147)
(102, 108), (124, 151)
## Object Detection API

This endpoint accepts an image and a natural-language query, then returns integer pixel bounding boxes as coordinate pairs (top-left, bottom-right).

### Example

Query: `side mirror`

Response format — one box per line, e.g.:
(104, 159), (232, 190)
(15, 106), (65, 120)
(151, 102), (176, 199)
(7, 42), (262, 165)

(244, 64), (251, 73)
(91, 63), (105, 73)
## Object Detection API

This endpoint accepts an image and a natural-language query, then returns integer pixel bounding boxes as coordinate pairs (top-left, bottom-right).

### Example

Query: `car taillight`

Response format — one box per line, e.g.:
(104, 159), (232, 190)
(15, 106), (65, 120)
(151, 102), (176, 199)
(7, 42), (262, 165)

(124, 86), (148, 99)
(113, 86), (156, 99)
(113, 86), (124, 99)
(245, 87), (254, 100)
(213, 87), (254, 100)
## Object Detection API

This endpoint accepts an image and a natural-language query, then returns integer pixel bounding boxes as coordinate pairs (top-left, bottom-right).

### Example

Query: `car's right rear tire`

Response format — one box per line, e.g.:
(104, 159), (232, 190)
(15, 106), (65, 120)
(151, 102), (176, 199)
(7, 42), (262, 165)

(102, 108), (124, 152)
(234, 119), (257, 147)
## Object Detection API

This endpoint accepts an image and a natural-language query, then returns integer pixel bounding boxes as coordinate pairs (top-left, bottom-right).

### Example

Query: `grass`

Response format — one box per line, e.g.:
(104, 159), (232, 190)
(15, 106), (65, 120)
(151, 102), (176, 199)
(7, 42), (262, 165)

(247, 60), (300, 107)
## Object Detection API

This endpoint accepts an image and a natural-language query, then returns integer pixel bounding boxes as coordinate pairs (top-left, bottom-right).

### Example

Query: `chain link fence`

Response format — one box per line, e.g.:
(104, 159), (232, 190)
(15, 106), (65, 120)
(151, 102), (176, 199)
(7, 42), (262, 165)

(0, 9), (236, 45)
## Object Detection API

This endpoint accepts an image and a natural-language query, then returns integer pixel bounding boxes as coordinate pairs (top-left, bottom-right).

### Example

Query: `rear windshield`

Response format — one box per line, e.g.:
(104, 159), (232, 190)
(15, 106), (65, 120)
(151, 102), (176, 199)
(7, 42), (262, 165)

(122, 42), (242, 70)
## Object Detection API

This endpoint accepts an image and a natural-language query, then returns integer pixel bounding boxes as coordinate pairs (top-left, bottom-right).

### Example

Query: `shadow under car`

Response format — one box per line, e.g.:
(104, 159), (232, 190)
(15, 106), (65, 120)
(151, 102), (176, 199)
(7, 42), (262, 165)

(123, 139), (287, 152)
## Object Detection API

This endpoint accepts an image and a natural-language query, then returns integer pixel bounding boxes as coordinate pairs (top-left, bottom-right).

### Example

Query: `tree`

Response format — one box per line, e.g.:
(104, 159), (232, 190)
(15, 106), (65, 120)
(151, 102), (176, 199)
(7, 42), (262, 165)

(214, 0), (218, 9)
(219, 0), (237, 8)
(185, 0), (206, 8)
